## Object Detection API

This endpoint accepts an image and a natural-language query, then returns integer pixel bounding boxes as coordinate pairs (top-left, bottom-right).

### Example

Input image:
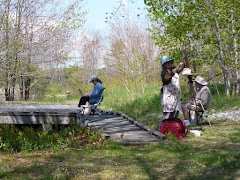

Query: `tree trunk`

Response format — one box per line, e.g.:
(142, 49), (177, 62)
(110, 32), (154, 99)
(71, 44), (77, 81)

(231, 10), (240, 95)
(212, 9), (230, 96)
(24, 77), (31, 100)
(4, 0), (13, 101)
(230, 9), (238, 96)
(20, 75), (24, 100)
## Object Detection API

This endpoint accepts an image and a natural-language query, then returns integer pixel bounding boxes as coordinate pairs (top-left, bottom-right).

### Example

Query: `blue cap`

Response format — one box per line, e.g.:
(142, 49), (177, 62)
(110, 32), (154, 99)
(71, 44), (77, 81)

(160, 56), (174, 65)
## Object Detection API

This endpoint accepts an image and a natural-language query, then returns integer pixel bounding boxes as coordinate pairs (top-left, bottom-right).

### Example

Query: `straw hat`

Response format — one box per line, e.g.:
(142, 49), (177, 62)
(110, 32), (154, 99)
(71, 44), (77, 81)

(194, 76), (208, 85)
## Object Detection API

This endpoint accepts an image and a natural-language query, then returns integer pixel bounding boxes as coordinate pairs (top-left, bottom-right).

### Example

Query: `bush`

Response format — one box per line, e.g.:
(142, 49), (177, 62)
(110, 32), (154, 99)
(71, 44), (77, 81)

(0, 125), (105, 152)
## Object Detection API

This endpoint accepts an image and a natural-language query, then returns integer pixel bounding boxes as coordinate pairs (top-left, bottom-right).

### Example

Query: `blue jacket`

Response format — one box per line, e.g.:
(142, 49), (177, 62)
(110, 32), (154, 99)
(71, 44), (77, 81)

(89, 82), (105, 105)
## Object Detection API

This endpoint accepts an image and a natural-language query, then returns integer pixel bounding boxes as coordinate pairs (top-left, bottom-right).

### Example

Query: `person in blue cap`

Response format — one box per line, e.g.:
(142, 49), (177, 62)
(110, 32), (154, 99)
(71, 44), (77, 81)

(78, 75), (105, 107)
(160, 56), (184, 120)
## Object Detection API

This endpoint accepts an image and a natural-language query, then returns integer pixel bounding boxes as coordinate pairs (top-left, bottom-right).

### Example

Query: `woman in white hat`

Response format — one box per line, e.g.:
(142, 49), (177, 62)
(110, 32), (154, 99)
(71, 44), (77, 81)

(182, 76), (211, 123)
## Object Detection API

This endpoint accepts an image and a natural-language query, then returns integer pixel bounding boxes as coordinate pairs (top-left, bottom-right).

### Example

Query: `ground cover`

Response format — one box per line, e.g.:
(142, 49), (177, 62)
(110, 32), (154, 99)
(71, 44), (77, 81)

(1, 83), (239, 179)
(0, 120), (239, 179)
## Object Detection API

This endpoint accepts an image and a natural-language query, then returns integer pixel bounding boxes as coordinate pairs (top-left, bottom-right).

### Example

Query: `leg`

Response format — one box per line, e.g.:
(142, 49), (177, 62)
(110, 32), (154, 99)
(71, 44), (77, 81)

(181, 103), (192, 126)
(163, 111), (179, 120)
(78, 96), (90, 107)
(182, 107), (189, 120)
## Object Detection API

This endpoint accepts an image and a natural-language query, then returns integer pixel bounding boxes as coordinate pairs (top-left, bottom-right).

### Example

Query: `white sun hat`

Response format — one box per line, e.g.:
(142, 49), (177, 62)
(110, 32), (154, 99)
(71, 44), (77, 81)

(194, 76), (208, 85)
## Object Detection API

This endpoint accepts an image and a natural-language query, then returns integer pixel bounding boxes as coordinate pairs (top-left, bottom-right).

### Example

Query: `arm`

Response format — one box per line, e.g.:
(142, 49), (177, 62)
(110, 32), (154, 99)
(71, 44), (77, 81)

(161, 69), (175, 85)
(195, 89), (211, 107)
(173, 62), (184, 74)
(89, 83), (104, 98)
(161, 62), (184, 85)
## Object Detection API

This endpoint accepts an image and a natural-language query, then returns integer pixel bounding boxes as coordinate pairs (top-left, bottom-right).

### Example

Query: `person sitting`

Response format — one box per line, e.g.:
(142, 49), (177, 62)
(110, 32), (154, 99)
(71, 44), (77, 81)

(78, 75), (105, 108)
(182, 76), (211, 125)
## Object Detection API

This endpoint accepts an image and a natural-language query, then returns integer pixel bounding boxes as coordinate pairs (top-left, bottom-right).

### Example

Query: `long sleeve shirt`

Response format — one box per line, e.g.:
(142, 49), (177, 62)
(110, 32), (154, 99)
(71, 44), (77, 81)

(89, 82), (105, 105)
(161, 67), (175, 85)
(195, 86), (211, 110)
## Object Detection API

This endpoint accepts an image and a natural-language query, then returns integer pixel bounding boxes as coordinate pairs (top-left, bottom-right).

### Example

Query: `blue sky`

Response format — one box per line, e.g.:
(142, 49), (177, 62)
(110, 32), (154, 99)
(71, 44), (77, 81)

(83, 0), (147, 32)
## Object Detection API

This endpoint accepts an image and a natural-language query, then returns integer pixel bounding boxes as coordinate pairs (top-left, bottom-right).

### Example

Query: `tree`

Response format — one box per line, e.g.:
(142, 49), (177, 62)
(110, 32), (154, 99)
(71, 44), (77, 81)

(144, 0), (240, 96)
(0, 0), (86, 100)
(104, 8), (161, 97)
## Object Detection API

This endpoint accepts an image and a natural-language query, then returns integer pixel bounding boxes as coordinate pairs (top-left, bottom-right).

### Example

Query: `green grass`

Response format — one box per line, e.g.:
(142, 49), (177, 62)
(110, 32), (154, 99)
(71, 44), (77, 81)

(99, 83), (240, 128)
(32, 83), (240, 129)
(0, 125), (105, 153)
(0, 83), (240, 179)
(0, 120), (239, 179)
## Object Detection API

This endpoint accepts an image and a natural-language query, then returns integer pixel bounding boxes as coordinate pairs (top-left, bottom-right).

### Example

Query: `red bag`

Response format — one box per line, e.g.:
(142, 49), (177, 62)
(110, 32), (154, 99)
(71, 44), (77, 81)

(160, 118), (188, 138)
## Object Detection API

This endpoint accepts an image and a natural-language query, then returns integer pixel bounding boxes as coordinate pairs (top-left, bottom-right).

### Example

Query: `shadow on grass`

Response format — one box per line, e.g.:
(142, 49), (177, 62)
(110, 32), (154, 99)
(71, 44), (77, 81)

(0, 139), (239, 180)
(0, 121), (239, 179)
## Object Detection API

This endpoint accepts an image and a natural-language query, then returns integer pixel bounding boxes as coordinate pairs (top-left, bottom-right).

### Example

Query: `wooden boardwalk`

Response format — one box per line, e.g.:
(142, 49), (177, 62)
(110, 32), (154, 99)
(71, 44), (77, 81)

(0, 104), (165, 144)
(0, 104), (79, 124)
(79, 110), (165, 144)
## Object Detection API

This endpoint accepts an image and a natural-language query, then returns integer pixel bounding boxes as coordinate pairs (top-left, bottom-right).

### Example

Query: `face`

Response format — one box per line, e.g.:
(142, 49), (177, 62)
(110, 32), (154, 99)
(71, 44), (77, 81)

(92, 80), (97, 85)
(163, 61), (173, 70)
(195, 82), (202, 89)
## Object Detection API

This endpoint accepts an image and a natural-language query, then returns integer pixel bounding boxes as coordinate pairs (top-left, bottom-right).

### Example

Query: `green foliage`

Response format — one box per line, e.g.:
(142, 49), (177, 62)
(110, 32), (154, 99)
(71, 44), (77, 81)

(166, 133), (179, 143)
(0, 120), (239, 179)
(0, 125), (105, 152)
(59, 1), (87, 30)
(144, 0), (240, 95)
(102, 85), (162, 119)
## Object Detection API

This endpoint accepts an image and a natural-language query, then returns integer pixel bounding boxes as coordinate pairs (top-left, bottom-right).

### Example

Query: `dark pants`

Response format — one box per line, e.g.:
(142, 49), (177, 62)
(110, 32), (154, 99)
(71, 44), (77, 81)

(78, 96), (90, 107)
(163, 111), (179, 120)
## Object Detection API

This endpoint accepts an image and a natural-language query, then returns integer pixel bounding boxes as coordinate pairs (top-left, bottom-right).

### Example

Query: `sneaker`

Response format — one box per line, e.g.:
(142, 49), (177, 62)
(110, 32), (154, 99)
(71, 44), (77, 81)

(184, 120), (190, 126)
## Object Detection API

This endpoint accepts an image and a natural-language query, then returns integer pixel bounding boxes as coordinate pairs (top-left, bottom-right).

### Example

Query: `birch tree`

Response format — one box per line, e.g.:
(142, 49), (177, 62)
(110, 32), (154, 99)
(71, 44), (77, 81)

(0, 0), (86, 100)
(144, 0), (240, 96)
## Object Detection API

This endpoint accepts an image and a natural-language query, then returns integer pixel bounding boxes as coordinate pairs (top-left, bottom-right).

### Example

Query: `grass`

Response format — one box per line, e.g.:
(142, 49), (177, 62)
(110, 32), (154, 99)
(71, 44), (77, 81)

(1, 83), (239, 179)
(0, 120), (239, 179)
(29, 82), (240, 129)
(0, 125), (105, 153)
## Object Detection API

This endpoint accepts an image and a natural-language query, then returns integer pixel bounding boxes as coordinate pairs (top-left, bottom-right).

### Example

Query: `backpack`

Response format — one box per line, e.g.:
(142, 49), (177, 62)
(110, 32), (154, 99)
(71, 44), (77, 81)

(159, 118), (188, 138)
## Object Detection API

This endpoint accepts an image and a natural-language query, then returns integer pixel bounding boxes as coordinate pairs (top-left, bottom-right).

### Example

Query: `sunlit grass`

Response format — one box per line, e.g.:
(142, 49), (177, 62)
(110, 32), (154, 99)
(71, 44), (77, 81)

(0, 120), (239, 179)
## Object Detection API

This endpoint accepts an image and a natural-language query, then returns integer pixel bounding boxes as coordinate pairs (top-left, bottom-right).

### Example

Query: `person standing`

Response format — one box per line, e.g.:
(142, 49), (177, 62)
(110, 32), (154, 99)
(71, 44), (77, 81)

(160, 56), (184, 120)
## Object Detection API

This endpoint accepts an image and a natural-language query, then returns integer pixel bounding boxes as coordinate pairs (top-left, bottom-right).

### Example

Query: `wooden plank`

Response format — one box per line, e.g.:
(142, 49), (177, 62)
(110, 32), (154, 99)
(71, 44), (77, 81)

(83, 114), (164, 143)
(0, 114), (77, 124)
(0, 104), (79, 125)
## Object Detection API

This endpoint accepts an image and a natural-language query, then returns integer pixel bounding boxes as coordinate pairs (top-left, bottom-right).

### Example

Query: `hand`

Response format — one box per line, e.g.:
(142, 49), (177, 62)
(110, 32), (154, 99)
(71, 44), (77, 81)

(84, 93), (90, 97)
(178, 62), (184, 71)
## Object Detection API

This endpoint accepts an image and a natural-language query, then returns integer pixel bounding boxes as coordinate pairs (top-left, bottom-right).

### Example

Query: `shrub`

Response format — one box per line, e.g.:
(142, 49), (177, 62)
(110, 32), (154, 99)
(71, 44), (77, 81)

(0, 125), (105, 152)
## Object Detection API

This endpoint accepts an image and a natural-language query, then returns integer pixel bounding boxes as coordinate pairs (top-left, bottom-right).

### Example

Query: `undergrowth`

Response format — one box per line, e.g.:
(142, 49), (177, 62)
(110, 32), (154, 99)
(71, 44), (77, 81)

(0, 125), (105, 152)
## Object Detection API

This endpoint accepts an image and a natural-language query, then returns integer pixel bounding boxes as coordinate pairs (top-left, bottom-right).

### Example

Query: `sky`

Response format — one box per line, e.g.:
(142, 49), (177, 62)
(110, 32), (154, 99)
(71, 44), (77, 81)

(83, 0), (148, 32)
(70, 0), (149, 67)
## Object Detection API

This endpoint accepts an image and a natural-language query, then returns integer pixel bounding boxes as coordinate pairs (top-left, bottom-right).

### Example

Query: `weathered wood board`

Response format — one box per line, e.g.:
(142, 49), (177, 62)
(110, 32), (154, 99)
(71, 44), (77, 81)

(0, 104), (80, 124)
(81, 112), (165, 144)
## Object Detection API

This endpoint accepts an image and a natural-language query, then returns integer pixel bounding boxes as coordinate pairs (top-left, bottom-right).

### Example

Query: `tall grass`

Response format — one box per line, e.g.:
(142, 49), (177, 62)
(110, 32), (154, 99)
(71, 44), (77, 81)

(102, 85), (162, 118)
